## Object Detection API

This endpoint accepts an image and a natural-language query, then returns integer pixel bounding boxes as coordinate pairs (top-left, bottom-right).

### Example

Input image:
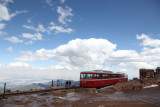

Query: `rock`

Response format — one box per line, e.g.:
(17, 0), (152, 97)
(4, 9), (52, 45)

(122, 83), (133, 91)
(16, 90), (21, 92)
(6, 89), (11, 93)
(88, 101), (92, 104)
(133, 78), (139, 80)
(98, 87), (115, 93)
(87, 88), (97, 93)
(51, 98), (68, 106)
(113, 82), (124, 91)
(14, 98), (31, 105)
(133, 82), (142, 89)
(97, 105), (105, 107)
(27, 96), (46, 102)
(53, 98), (68, 103)
(113, 80), (142, 91)
(38, 92), (49, 96)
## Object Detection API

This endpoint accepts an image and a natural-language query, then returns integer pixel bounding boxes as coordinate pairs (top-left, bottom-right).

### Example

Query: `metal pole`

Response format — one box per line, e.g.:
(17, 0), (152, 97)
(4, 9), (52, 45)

(3, 83), (6, 99)
(51, 80), (53, 87)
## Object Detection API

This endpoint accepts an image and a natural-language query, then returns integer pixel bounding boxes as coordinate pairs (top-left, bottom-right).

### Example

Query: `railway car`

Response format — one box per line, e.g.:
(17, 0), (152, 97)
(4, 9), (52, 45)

(80, 70), (128, 88)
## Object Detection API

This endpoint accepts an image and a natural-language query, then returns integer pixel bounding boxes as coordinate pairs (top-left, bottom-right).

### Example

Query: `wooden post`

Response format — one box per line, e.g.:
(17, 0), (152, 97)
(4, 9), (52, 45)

(3, 83), (6, 99)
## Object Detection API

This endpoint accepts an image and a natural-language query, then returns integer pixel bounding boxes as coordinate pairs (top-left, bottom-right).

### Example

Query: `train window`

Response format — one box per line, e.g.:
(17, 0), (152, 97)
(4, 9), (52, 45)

(106, 74), (110, 78)
(99, 74), (102, 79)
(111, 74), (118, 78)
(94, 74), (97, 79)
(97, 74), (99, 78)
(120, 75), (125, 78)
(102, 74), (106, 78)
(86, 74), (93, 79)
(81, 74), (86, 79)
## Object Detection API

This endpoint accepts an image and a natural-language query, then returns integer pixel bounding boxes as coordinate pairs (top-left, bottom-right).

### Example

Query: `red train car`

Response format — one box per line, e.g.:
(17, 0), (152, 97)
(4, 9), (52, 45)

(80, 70), (128, 88)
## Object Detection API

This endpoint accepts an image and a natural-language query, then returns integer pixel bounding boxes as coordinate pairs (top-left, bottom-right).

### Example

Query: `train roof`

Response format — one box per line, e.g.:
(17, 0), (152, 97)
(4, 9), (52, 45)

(81, 70), (126, 75)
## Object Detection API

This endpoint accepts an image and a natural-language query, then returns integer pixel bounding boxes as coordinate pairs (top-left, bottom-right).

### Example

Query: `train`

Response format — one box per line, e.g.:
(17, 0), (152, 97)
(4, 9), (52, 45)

(80, 70), (128, 88)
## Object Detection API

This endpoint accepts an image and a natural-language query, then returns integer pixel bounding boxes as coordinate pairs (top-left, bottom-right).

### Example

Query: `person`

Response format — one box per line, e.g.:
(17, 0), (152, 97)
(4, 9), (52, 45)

(66, 81), (68, 87)
(69, 80), (71, 87)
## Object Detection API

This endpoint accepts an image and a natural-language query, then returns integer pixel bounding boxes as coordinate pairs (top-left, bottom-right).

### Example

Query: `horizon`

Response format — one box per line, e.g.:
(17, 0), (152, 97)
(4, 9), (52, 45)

(0, 0), (160, 87)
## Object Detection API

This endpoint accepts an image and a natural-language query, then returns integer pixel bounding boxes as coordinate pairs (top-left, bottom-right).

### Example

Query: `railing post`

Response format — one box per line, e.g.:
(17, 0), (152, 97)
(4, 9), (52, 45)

(3, 83), (6, 99)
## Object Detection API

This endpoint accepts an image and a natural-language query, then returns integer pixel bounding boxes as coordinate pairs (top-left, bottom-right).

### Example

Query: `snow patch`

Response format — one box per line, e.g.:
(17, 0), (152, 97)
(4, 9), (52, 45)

(143, 84), (158, 89)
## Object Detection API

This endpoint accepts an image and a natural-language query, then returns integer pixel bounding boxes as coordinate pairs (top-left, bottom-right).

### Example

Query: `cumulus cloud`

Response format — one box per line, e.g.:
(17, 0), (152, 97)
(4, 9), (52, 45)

(15, 35), (160, 73)
(21, 33), (42, 41)
(60, 0), (66, 4)
(1, 0), (13, 6)
(23, 24), (46, 33)
(23, 22), (73, 34)
(0, 4), (10, 21)
(15, 38), (116, 64)
(0, 31), (7, 36)
(44, 0), (53, 6)
(136, 34), (160, 47)
(10, 10), (27, 18)
(6, 46), (13, 52)
(6, 62), (30, 67)
(0, 4), (27, 22)
(0, 1), (27, 39)
(0, 23), (5, 29)
(24, 40), (33, 45)
(48, 25), (73, 33)
(57, 6), (73, 24)
(5, 36), (23, 43)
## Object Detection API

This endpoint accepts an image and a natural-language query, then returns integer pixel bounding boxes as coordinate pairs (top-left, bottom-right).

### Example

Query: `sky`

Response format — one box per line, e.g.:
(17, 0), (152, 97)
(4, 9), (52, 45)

(0, 0), (160, 87)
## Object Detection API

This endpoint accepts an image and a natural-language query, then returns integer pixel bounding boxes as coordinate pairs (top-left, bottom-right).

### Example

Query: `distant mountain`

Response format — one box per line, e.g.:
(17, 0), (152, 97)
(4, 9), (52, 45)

(0, 79), (80, 93)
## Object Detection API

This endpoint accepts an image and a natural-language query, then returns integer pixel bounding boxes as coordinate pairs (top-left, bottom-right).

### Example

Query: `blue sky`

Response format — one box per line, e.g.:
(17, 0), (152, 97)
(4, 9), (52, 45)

(0, 0), (160, 86)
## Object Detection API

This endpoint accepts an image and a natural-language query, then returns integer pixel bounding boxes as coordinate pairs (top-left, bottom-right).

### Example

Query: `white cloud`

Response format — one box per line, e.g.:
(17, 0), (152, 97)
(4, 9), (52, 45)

(21, 33), (42, 41)
(15, 35), (160, 79)
(5, 36), (23, 43)
(10, 10), (27, 18)
(6, 46), (13, 52)
(0, 23), (5, 29)
(25, 40), (33, 45)
(1, 0), (13, 5)
(45, 0), (53, 6)
(136, 34), (160, 47)
(0, 4), (27, 22)
(57, 6), (73, 24)
(60, 0), (66, 4)
(0, 4), (10, 21)
(23, 22), (74, 34)
(0, 31), (7, 36)
(15, 38), (116, 65)
(50, 21), (55, 25)
(23, 24), (46, 33)
(48, 25), (73, 33)
(7, 62), (30, 67)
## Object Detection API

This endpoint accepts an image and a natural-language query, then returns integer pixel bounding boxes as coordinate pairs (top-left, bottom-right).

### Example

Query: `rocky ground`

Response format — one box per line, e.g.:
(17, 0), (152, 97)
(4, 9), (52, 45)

(0, 75), (160, 107)
(0, 85), (160, 107)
